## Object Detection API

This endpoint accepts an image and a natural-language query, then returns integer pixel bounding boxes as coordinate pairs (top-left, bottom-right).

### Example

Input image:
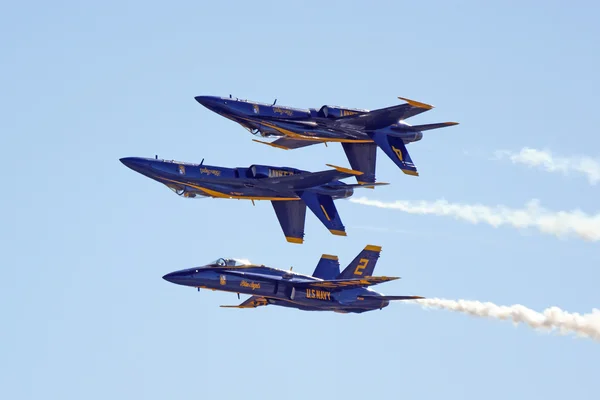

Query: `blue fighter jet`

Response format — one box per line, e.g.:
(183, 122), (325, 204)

(162, 244), (423, 313)
(195, 95), (458, 184)
(121, 157), (387, 244)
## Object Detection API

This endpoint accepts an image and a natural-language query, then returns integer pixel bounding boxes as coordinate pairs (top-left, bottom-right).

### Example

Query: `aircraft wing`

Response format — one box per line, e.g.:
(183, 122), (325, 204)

(223, 270), (287, 281)
(223, 270), (398, 290)
(258, 164), (363, 191)
(294, 276), (399, 289)
(339, 97), (433, 130)
(253, 137), (321, 150)
(220, 296), (269, 308)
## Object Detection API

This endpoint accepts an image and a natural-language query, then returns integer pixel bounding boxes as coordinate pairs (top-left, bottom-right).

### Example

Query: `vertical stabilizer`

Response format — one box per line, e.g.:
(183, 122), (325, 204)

(338, 245), (382, 279)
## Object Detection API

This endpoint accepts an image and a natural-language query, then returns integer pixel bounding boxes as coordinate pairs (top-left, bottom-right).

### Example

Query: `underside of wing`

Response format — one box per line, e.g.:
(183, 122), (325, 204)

(220, 295), (269, 309)
(252, 137), (321, 150)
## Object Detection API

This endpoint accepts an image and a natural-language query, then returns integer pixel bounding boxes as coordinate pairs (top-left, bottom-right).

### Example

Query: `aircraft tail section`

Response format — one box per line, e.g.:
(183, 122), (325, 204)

(369, 131), (418, 176)
(271, 201), (307, 244)
(312, 254), (341, 280)
(408, 122), (459, 131)
(341, 143), (377, 185)
(299, 192), (346, 237)
(338, 245), (382, 279)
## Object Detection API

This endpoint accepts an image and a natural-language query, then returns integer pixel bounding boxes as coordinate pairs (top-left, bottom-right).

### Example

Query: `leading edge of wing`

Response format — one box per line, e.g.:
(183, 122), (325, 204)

(294, 276), (400, 289)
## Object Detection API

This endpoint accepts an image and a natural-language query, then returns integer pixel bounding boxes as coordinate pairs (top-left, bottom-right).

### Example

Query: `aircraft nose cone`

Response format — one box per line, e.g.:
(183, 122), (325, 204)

(120, 157), (136, 168)
(120, 157), (149, 173)
(162, 271), (178, 283)
(194, 95), (220, 110)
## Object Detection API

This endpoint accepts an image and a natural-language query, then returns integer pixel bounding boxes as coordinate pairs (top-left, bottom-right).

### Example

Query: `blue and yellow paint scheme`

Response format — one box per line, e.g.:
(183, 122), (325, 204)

(195, 95), (459, 184)
(121, 157), (388, 244)
(162, 245), (423, 313)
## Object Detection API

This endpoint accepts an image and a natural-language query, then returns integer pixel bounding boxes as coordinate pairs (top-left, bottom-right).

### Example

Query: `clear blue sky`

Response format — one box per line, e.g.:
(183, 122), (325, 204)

(2, 1), (599, 399)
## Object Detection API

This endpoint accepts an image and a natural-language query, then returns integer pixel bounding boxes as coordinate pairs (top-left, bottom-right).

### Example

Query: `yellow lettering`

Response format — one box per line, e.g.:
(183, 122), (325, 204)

(392, 146), (404, 161)
(354, 258), (369, 276)
(240, 280), (261, 290)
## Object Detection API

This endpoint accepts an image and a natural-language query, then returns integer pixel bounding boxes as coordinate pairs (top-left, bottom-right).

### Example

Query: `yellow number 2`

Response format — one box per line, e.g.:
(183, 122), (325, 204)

(354, 258), (369, 276)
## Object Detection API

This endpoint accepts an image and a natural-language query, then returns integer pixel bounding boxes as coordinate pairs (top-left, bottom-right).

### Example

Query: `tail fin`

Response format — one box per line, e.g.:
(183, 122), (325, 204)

(312, 254), (341, 280)
(337, 245), (381, 279)
(341, 143), (377, 185)
(368, 132), (418, 176)
(271, 201), (307, 244)
(299, 192), (346, 236)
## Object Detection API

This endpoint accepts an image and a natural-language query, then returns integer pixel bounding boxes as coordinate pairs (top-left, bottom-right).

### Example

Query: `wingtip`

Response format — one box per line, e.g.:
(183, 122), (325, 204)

(252, 139), (290, 150)
(329, 229), (348, 237)
(325, 164), (364, 176)
(398, 96), (434, 110)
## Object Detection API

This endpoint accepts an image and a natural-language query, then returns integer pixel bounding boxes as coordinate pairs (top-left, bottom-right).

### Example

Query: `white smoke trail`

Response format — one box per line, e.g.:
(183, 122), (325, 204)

(350, 197), (600, 241)
(494, 148), (600, 185)
(412, 298), (600, 342)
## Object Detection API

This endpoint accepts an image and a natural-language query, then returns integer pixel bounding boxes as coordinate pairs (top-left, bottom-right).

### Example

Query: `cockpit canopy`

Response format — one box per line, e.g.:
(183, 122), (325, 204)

(208, 258), (251, 267)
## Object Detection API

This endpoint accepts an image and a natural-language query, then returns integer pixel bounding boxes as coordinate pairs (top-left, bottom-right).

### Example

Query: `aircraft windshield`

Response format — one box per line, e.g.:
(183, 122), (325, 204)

(209, 258), (251, 267)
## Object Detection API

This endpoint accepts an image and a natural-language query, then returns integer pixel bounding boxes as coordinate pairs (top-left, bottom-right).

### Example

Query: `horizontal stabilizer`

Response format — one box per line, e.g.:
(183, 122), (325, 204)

(406, 122), (459, 131)
(357, 295), (424, 301)
(221, 296), (269, 308)
(325, 182), (389, 189)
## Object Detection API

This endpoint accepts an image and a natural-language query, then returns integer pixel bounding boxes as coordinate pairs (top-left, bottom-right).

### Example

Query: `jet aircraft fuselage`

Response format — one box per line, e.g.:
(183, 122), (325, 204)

(163, 245), (423, 313)
(121, 157), (384, 243)
(195, 95), (423, 145)
(120, 156), (353, 201)
(195, 95), (458, 183)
